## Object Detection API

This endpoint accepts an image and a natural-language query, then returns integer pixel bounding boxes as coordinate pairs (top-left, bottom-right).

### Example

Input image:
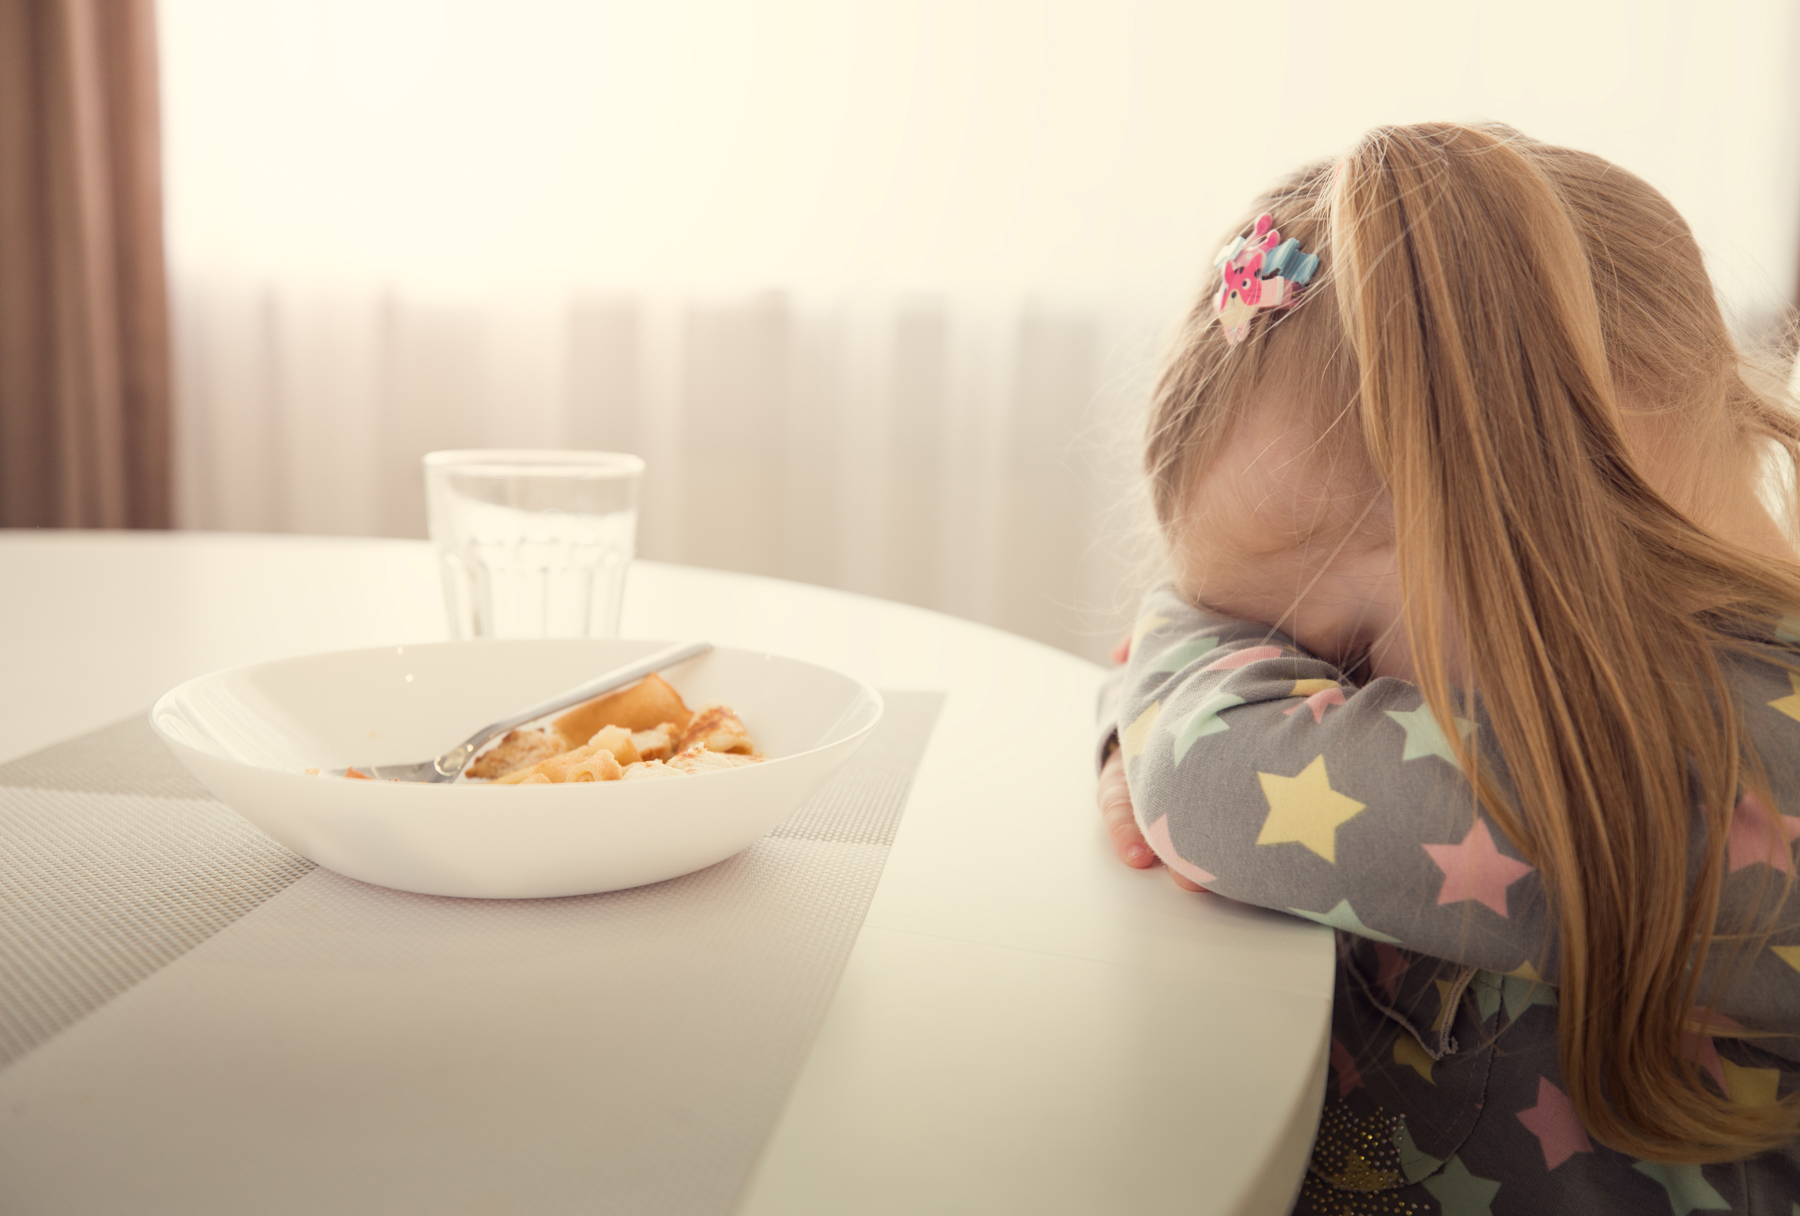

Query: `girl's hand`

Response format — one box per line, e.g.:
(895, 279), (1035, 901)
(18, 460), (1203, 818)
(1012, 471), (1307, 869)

(1096, 748), (1206, 892)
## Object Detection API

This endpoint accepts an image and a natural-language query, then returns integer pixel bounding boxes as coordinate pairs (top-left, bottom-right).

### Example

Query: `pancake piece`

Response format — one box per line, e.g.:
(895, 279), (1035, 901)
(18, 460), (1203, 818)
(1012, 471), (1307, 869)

(620, 759), (683, 781)
(667, 743), (763, 775)
(585, 725), (641, 767)
(566, 751), (624, 782)
(630, 723), (677, 762)
(675, 703), (757, 756)
(467, 728), (565, 780)
(553, 674), (694, 747)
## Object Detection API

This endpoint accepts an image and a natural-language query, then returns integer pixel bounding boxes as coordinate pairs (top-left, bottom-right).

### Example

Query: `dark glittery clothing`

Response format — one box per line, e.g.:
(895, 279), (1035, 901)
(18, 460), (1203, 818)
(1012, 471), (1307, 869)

(1100, 587), (1800, 1215)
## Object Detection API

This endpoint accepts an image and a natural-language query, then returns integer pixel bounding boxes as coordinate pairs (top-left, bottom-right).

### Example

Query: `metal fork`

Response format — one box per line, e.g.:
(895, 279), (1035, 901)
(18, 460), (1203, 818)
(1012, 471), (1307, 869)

(343, 640), (712, 782)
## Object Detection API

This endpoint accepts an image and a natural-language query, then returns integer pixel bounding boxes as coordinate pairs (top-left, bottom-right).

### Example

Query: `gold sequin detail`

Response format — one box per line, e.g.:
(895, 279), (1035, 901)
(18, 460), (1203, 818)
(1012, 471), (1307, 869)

(1320, 1149), (1401, 1192)
(1298, 1102), (1424, 1216)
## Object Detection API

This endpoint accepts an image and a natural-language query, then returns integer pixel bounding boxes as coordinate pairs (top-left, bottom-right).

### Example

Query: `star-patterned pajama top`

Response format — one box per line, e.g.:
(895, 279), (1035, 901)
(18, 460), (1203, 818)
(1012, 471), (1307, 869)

(1103, 586), (1800, 1216)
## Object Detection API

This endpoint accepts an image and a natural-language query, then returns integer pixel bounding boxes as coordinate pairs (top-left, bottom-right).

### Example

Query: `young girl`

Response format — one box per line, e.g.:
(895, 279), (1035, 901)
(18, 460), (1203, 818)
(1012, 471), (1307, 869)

(1097, 122), (1800, 1213)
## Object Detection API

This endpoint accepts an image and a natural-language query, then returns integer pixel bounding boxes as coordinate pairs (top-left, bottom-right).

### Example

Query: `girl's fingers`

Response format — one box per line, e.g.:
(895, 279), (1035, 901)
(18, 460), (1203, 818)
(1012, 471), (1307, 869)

(1098, 747), (1213, 892)
(1167, 868), (1206, 893)
(1097, 752), (1155, 868)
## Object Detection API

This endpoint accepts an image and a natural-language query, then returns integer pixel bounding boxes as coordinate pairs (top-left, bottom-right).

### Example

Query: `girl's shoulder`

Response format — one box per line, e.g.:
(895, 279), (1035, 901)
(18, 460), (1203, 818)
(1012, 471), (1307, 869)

(1717, 617), (1800, 724)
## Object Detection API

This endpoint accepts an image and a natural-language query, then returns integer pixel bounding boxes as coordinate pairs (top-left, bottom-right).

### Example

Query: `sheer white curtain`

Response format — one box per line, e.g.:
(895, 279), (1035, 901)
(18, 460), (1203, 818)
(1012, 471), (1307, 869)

(170, 283), (1162, 652)
(159, 0), (1800, 661)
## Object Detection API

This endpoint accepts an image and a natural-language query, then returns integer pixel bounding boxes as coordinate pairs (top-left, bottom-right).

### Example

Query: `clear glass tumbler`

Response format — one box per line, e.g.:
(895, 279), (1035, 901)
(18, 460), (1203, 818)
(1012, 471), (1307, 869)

(423, 450), (645, 639)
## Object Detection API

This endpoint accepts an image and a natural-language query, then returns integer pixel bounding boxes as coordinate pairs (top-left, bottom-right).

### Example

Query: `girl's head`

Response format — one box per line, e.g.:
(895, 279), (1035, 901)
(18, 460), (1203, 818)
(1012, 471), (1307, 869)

(1149, 122), (1800, 1160)
(1154, 126), (1792, 671)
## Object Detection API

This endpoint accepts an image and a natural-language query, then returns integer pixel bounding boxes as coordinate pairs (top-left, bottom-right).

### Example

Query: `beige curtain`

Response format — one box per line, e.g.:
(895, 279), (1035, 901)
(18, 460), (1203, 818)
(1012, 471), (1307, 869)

(0, 0), (171, 528)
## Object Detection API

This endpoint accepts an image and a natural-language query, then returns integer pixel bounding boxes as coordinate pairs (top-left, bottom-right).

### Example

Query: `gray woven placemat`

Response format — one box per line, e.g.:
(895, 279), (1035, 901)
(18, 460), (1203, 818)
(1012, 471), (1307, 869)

(0, 692), (942, 1086)
(0, 723), (312, 1068)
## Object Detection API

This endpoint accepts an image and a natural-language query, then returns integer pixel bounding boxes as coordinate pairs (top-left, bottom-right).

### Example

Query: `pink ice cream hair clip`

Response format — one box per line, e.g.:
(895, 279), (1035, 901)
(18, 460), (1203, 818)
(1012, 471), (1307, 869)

(1211, 212), (1321, 346)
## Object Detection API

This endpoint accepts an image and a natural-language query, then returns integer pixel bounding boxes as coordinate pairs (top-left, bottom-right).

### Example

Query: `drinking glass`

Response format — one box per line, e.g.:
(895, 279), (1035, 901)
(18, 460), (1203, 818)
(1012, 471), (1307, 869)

(423, 450), (645, 639)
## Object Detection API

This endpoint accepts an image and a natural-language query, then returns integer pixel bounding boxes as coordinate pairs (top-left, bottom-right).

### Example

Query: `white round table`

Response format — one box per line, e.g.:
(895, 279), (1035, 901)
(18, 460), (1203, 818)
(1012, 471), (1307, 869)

(0, 531), (1334, 1215)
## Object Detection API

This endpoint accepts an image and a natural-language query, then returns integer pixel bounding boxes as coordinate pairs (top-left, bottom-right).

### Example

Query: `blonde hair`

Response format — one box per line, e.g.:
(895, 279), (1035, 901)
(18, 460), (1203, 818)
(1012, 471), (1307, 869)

(1147, 122), (1800, 1162)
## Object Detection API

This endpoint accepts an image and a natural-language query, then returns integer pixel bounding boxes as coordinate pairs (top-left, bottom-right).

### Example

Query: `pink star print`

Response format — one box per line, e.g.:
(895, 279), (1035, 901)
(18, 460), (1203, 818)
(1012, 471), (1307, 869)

(1422, 819), (1535, 917)
(1374, 942), (1409, 999)
(1284, 687), (1347, 723)
(1519, 1079), (1591, 1172)
(1329, 1035), (1363, 1100)
(1691, 1036), (1726, 1093)
(1144, 815), (1217, 886)
(1516, 1076), (1592, 1169)
(1727, 792), (1800, 873)
(1200, 646), (1283, 672)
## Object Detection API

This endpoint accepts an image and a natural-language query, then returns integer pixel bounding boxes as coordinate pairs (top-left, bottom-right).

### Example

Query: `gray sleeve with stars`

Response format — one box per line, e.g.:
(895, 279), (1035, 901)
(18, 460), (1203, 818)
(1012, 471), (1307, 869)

(1113, 588), (1800, 1214)
(1114, 585), (1555, 980)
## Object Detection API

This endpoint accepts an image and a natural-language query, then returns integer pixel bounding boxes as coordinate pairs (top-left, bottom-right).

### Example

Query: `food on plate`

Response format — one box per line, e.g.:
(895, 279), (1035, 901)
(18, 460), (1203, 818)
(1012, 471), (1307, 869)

(618, 745), (761, 782)
(631, 724), (677, 761)
(494, 729), (634, 784)
(552, 673), (693, 747)
(472, 674), (761, 785)
(668, 744), (761, 774)
(675, 702), (756, 756)
(464, 727), (566, 780)
(320, 671), (760, 785)
(620, 759), (683, 781)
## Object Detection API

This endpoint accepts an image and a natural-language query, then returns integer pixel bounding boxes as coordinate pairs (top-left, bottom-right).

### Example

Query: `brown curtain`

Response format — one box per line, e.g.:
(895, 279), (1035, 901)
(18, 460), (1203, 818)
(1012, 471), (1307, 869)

(0, 0), (171, 528)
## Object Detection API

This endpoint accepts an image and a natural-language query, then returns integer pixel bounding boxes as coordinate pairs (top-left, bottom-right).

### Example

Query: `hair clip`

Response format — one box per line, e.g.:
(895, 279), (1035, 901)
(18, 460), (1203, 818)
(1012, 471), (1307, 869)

(1211, 213), (1320, 346)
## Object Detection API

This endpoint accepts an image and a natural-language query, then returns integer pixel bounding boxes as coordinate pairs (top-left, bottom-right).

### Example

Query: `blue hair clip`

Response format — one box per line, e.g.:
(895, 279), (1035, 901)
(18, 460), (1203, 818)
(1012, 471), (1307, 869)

(1260, 238), (1320, 286)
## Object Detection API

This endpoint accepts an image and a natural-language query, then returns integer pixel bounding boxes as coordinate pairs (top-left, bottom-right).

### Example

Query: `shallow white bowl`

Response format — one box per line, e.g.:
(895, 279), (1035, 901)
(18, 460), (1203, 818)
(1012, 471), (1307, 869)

(151, 640), (884, 899)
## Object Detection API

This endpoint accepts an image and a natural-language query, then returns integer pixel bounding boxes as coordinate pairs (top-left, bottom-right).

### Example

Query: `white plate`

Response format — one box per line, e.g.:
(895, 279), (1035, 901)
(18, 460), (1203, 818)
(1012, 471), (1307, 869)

(150, 640), (884, 899)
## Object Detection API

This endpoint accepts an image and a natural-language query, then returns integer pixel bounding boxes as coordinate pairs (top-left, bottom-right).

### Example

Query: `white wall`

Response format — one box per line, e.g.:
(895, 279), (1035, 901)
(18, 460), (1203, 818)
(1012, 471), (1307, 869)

(158, 0), (1800, 659)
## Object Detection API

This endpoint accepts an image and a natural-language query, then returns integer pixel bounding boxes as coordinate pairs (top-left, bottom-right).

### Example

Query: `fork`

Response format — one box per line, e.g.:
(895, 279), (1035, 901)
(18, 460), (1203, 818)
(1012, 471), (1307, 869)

(343, 640), (713, 782)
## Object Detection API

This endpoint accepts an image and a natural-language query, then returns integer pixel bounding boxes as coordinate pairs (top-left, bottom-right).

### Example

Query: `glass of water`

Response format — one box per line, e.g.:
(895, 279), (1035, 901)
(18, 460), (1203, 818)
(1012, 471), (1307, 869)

(423, 450), (645, 639)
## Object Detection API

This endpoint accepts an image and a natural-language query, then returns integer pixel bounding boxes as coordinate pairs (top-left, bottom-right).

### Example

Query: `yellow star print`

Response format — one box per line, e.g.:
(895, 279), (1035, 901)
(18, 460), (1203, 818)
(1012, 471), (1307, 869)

(1770, 673), (1800, 723)
(1507, 960), (1544, 983)
(1772, 945), (1800, 975)
(1721, 1059), (1782, 1107)
(1130, 613), (1170, 656)
(1121, 701), (1161, 762)
(1291, 678), (1338, 697)
(1393, 1034), (1435, 1084)
(1255, 755), (1366, 863)
(1432, 979), (1458, 1032)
